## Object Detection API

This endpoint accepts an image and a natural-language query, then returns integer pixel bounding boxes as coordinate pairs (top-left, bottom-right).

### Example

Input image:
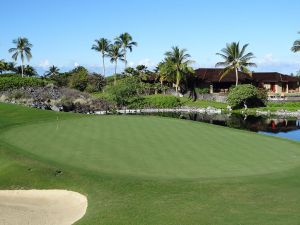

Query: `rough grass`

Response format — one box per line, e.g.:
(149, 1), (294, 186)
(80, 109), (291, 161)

(1, 103), (300, 225)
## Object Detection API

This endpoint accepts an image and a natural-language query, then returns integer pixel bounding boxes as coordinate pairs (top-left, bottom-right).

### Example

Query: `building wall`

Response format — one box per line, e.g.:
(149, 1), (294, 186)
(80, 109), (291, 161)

(263, 83), (271, 90)
(276, 83), (282, 94)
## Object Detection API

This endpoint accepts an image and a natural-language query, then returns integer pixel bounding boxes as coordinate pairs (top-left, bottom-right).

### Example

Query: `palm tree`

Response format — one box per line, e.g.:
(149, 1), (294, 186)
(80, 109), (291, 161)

(91, 38), (111, 76)
(216, 42), (256, 86)
(108, 44), (125, 85)
(44, 65), (60, 77)
(291, 32), (300, 53)
(8, 37), (33, 78)
(115, 32), (137, 69)
(0, 60), (5, 74)
(15, 65), (37, 77)
(163, 46), (194, 95)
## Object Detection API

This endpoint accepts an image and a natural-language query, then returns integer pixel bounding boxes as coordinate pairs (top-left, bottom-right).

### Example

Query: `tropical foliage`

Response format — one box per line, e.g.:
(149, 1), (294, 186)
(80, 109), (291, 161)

(108, 43), (125, 85)
(158, 46), (194, 95)
(0, 60), (15, 74)
(105, 76), (141, 106)
(0, 77), (45, 91)
(14, 65), (37, 77)
(227, 84), (267, 109)
(216, 42), (256, 86)
(291, 32), (300, 53)
(8, 37), (33, 77)
(44, 65), (60, 77)
(115, 32), (137, 68)
(91, 38), (111, 75)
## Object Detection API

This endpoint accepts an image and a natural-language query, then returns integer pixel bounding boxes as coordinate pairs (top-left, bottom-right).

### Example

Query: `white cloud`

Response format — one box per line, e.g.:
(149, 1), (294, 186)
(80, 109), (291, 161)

(256, 53), (300, 74)
(137, 58), (155, 67)
(128, 61), (135, 67)
(38, 59), (50, 68)
(74, 62), (80, 67)
(256, 53), (279, 66)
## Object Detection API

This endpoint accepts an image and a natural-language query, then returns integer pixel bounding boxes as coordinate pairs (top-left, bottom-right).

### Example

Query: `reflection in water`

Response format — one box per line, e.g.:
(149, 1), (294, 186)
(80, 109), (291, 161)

(142, 112), (300, 142)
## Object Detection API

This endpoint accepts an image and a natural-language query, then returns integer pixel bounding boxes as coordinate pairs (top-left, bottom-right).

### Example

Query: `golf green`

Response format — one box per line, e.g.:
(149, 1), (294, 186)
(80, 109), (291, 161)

(2, 103), (300, 225)
(2, 115), (300, 179)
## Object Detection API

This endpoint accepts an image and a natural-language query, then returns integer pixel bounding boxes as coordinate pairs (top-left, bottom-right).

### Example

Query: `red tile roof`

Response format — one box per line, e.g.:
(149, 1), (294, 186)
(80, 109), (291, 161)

(195, 68), (300, 83)
(252, 72), (300, 82)
(195, 68), (252, 83)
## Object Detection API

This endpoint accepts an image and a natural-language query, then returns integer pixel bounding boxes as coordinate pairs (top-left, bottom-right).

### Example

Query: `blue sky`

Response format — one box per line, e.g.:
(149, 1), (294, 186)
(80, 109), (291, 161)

(1, 0), (300, 75)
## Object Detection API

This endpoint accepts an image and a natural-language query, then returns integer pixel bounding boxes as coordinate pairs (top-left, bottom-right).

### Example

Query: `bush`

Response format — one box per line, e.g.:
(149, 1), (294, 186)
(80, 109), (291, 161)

(144, 95), (181, 108)
(105, 77), (141, 106)
(0, 73), (21, 78)
(85, 73), (106, 93)
(7, 90), (30, 100)
(227, 84), (267, 109)
(127, 95), (181, 109)
(49, 73), (70, 87)
(0, 77), (45, 91)
(196, 87), (209, 94)
(68, 68), (88, 91)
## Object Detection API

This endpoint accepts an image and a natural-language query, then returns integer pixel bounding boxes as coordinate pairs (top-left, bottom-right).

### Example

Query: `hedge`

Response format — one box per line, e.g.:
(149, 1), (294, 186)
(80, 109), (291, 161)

(0, 77), (45, 91)
(128, 95), (181, 109)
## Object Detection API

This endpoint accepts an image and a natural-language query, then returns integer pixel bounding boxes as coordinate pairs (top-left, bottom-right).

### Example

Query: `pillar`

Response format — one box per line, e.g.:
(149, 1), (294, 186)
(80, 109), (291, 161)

(210, 84), (213, 94)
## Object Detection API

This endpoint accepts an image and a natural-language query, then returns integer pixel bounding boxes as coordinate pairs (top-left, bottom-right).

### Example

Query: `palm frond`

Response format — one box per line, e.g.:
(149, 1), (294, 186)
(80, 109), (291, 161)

(219, 66), (234, 81)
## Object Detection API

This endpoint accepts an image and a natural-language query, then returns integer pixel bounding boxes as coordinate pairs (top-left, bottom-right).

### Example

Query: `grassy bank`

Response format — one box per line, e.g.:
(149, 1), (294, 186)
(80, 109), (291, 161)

(180, 97), (227, 109)
(1, 103), (300, 224)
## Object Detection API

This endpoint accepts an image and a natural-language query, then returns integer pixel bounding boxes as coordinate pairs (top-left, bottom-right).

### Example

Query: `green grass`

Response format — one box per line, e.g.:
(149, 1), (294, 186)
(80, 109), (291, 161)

(181, 97), (227, 109)
(1, 103), (300, 224)
(263, 102), (300, 112)
(242, 102), (300, 113)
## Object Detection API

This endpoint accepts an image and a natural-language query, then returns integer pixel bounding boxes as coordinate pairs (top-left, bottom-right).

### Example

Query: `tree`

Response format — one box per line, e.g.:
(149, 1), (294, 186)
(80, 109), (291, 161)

(15, 65), (37, 77)
(68, 66), (89, 91)
(227, 84), (267, 109)
(162, 46), (194, 95)
(0, 60), (5, 74)
(115, 32), (137, 69)
(291, 32), (300, 53)
(91, 38), (111, 76)
(157, 60), (172, 89)
(8, 37), (33, 78)
(44, 65), (60, 77)
(86, 73), (106, 92)
(108, 44), (125, 85)
(215, 42), (256, 86)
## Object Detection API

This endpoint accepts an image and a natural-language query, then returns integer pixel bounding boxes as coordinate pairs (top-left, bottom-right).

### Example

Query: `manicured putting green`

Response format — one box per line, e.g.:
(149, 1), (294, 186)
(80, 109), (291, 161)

(2, 115), (300, 178)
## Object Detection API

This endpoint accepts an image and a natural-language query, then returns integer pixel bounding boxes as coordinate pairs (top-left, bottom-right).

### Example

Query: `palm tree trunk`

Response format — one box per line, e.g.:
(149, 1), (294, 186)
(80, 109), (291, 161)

(21, 60), (24, 78)
(175, 70), (180, 96)
(124, 48), (127, 69)
(102, 53), (105, 76)
(235, 67), (238, 86)
(114, 61), (117, 85)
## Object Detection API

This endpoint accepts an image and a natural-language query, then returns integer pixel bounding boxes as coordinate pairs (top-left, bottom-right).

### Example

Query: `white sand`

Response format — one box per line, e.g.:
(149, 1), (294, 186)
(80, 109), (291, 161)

(0, 190), (87, 225)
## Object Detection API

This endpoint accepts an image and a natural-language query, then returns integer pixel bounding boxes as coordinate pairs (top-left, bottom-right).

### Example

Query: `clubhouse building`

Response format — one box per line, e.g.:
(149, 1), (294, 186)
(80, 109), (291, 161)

(194, 68), (300, 95)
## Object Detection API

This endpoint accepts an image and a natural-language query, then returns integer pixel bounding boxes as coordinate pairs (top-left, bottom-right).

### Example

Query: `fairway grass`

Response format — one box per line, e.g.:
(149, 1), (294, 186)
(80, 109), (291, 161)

(1, 103), (300, 224)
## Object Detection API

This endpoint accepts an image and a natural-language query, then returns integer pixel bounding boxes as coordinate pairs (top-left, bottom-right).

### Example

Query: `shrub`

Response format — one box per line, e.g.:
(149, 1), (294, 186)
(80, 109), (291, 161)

(0, 73), (21, 78)
(227, 84), (267, 109)
(85, 73), (106, 93)
(196, 87), (209, 94)
(144, 95), (181, 108)
(105, 77), (141, 106)
(0, 77), (45, 91)
(68, 68), (88, 91)
(7, 90), (30, 100)
(127, 95), (181, 109)
(50, 73), (70, 87)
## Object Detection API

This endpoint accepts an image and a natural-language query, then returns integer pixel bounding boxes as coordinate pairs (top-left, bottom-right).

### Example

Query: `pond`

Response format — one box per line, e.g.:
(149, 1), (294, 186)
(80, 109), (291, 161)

(139, 112), (300, 142)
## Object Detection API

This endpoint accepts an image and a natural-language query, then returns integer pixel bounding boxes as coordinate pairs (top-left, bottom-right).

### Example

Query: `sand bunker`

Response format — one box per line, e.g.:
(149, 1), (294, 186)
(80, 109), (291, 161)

(0, 190), (87, 225)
